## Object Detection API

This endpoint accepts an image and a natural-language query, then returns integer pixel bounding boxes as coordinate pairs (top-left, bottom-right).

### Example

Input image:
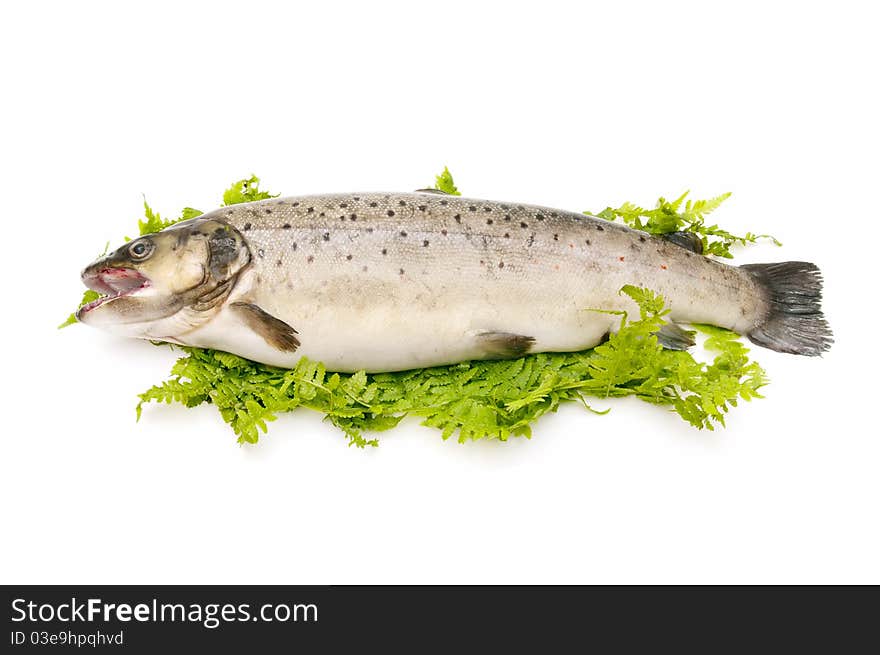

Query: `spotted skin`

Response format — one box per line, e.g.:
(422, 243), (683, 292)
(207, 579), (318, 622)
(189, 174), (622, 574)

(176, 192), (766, 371)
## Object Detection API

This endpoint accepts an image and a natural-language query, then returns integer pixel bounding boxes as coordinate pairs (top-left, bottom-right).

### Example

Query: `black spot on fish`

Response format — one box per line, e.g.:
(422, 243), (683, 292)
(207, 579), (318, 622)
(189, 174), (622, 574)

(520, 222), (528, 228)
(353, 196), (360, 201)
(346, 254), (352, 260)
(418, 205), (427, 212)
(469, 206), (477, 212)
(504, 232), (510, 238)
(282, 223), (291, 229)
(350, 214), (357, 221)
(400, 231), (408, 237)
(685, 252), (693, 257)
(483, 207), (492, 213)
(639, 235), (647, 242)
(243, 223), (252, 231)
(596, 225), (604, 231)
(276, 259), (282, 266)
(366, 227), (374, 233)
(398, 200), (406, 206)
(381, 248), (387, 255)
(527, 235), (535, 247)
(307, 207), (314, 213)
(551, 212), (558, 218)
(630, 243), (640, 251)
(307, 255), (314, 263)
(319, 212), (325, 217)
(369, 201), (378, 207)
(292, 202), (300, 207)
(499, 261), (505, 268)
(339, 215), (345, 221)
(322, 232), (330, 241)
(504, 215), (511, 221)
(585, 239), (591, 246)
(399, 268), (405, 275)
(535, 213), (545, 221)
(265, 208), (272, 214)
(387, 210), (395, 217)
(487, 218), (494, 225)
(258, 249), (264, 258)
(292, 242), (297, 250)
(441, 229), (448, 236)
(553, 234), (559, 241)
(440, 199), (448, 205)
(454, 214), (461, 223)
(340, 202), (348, 208)
(423, 240), (429, 247)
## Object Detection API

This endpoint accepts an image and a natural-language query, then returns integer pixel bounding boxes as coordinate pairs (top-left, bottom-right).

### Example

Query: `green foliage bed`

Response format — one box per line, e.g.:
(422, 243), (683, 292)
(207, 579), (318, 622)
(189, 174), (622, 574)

(64, 169), (775, 446)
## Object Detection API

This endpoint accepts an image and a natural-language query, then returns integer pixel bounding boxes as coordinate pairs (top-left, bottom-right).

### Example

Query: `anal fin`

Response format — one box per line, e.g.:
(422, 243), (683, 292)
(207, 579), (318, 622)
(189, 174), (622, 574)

(474, 331), (535, 359)
(229, 302), (300, 352)
(654, 323), (696, 350)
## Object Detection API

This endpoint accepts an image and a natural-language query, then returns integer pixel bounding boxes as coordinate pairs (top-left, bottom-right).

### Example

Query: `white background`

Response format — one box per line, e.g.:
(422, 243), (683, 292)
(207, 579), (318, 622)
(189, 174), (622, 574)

(1, 1), (876, 584)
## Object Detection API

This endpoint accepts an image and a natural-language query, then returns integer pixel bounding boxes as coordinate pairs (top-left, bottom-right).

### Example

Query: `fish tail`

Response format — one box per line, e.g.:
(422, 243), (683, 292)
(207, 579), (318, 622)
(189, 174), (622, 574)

(740, 261), (833, 356)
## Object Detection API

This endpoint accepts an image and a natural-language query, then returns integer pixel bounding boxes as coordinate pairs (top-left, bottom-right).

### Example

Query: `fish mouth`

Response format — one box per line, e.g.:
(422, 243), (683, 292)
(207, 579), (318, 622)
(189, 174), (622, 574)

(76, 267), (152, 318)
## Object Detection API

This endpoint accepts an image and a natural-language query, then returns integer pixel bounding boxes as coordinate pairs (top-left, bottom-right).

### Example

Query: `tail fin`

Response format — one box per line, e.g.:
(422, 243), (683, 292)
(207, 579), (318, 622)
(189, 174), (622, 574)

(741, 261), (833, 356)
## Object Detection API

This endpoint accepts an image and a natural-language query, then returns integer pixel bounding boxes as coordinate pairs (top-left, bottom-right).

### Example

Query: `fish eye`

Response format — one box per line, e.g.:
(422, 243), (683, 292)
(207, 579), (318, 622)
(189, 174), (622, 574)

(129, 240), (153, 260)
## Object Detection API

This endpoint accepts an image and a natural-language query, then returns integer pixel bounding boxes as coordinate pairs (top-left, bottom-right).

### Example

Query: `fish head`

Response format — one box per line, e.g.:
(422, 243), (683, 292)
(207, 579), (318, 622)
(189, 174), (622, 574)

(76, 218), (251, 338)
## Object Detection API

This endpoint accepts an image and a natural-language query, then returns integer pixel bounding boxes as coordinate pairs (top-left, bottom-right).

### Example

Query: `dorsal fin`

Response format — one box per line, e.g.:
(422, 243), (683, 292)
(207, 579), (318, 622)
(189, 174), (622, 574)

(414, 188), (453, 195)
(661, 231), (703, 254)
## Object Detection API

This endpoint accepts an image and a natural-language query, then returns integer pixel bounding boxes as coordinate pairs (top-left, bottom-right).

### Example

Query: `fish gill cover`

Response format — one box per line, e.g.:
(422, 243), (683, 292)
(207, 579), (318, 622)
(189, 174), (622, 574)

(62, 170), (775, 447)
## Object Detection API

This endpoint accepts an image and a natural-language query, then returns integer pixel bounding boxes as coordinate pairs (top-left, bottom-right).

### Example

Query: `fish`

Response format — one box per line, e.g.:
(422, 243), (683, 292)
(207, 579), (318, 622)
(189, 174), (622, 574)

(76, 191), (833, 372)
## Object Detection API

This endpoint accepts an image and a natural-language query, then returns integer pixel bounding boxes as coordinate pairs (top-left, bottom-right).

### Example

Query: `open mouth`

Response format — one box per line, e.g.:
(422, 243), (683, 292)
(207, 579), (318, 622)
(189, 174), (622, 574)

(76, 268), (151, 317)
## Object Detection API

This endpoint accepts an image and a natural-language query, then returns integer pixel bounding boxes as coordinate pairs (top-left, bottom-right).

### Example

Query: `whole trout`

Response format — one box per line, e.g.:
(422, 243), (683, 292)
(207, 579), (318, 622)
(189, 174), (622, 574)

(77, 192), (832, 371)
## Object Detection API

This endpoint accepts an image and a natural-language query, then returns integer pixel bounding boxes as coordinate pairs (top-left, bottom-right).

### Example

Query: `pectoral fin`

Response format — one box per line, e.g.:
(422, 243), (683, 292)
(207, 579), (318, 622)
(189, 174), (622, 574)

(474, 331), (535, 359)
(654, 322), (696, 350)
(229, 302), (300, 352)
